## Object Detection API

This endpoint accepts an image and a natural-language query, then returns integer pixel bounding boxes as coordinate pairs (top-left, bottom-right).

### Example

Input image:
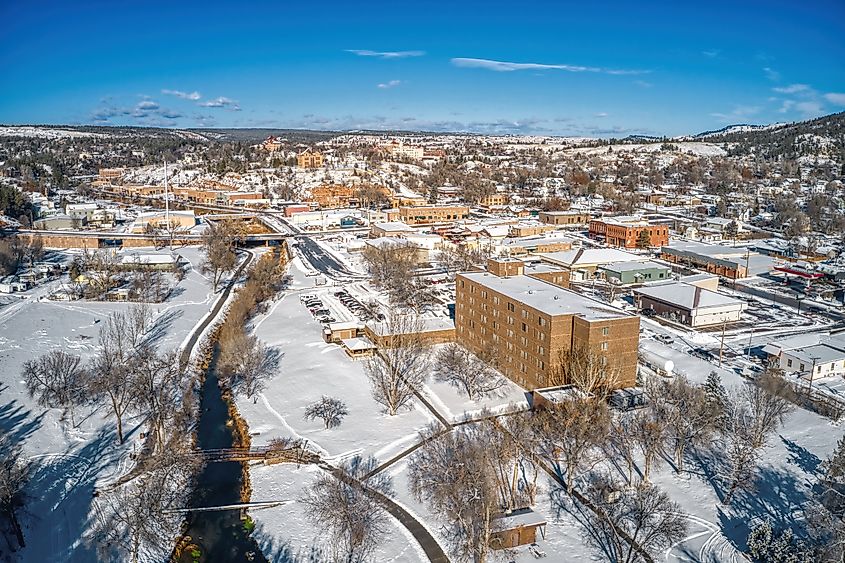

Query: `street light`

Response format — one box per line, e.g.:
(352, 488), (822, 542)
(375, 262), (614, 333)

(796, 293), (805, 316)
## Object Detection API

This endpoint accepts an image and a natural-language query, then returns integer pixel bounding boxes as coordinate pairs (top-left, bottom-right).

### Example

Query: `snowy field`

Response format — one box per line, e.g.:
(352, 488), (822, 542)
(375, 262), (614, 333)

(0, 246), (218, 561)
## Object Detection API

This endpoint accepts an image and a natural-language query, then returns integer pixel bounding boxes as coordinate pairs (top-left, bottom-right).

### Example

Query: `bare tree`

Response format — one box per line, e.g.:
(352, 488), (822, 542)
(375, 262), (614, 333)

(22, 350), (87, 426)
(631, 406), (667, 483)
(300, 456), (392, 563)
(92, 449), (197, 563)
(220, 332), (280, 401)
(534, 397), (611, 493)
(720, 376), (793, 505)
(607, 411), (639, 485)
(569, 474), (688, 563)
(364, 315), (430, 415)
(408, 425), (501, 563)
(649, 375), (716, 473)
(0, 431), (32, 550)
(547, 346), (622, 399)
(131, 348), (187, 452)
(200, 220), (238, 292)
(433, 343), (504, 400)
(304, 396), (349, 429)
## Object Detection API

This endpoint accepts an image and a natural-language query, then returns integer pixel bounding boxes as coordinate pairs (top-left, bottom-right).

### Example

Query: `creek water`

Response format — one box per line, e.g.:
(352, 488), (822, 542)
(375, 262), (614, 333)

(177, 348), (267, 563)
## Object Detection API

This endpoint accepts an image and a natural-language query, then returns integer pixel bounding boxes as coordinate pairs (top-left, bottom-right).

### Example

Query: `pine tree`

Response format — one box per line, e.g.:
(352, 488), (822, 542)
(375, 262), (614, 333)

(703, 371), (729, 427)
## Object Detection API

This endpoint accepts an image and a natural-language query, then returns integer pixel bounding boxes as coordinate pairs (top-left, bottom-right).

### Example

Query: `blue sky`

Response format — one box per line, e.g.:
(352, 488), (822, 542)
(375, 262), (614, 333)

(1, 0), (843, 136)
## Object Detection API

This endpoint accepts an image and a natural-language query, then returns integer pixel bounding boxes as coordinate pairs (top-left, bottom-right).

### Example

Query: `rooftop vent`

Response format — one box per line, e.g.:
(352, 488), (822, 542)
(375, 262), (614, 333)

(554, 295), (560, 300)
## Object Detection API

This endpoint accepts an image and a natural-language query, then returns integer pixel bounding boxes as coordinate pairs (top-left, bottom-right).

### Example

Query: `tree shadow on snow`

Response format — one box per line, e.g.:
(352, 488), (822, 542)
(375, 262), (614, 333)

(252, 522), (327, 563)
(716, 463), (812, 552)
(19, 428), (117, 562)
(0, 398), (44, 445)
(140, 308), (183, 348)
(780, 435), (822, 476)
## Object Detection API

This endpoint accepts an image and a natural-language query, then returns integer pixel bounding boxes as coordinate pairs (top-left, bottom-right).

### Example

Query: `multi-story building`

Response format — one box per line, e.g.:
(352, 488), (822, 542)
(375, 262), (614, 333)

(387, 204), (469, 225)
(384, 141), (424, 160)
(455, 258), (640, 390)
(539, 211), (593, 227)
(296, 148), (324, 168)
(588, 216), (669, 248)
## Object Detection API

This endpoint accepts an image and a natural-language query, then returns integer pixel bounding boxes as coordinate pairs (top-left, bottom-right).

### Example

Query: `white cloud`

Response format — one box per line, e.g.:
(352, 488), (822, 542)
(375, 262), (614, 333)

(450, 57), (648, 75)
(795, 101), (823, 117)
(633, 80), (653, 88)
(377, 80), (402, 89)
(136, 100), (159, 111)
(594, 112), (609, 118)
(824, 92), (845, 106)
(162, 89), (201, 100)
(777, 100), (795, 113)
(763, 67), (780, 81)
(346, 49), (425, 59)
(710, 105), (761, 122)
(198, 96), (241, 110)
(772, 84), (811, 94)
(702, 50), (720, 58)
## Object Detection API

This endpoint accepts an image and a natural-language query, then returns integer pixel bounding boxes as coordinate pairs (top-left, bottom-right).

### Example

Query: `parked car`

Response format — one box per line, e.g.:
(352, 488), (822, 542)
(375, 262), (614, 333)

(655, 333), (674, 344)
(641, 308), (656, 317)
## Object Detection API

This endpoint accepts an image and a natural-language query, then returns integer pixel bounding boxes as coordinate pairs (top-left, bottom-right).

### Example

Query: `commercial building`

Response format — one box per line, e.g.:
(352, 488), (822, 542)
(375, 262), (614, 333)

(539, 211), (593, 227)
(660, 241), (774, 279)
(456, 261), (640, 390)
(539, 247), (644, 282)
(600, 260), (672, 285)
(387, 205), (469, 225)
(763, 333), (845, 381)
(130, 210), (197, 233)
(633, 281), (746, 327)
(588, 216), (669, 248)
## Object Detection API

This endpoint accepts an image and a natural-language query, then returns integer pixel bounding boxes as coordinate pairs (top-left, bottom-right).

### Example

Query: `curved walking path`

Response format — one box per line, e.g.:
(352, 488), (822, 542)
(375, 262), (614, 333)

(178, 250), (253, 370)
(319, 462), (450, 563)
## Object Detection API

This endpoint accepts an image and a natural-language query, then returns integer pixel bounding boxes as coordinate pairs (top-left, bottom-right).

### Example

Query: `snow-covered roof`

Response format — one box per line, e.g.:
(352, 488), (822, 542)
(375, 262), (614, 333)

(494, 508), (547, 531)
(539, 248), (642, 268)
(460, 272), (633, 321)
(633, 282), (745, 311)
(373, 221), (414, 232)
(341, 337), (376, 352)
(601, 260), (670, 273)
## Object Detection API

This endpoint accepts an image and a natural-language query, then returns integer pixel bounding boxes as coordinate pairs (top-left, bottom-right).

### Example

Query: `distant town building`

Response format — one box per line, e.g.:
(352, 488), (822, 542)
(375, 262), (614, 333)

(296, 148), (324, 168)
(262, 136), (284, 152)
(539, 210), (593, 227)
(387, 204), (469, 225)
(633, 281), (746, 327)
(588, 216), (669, 248)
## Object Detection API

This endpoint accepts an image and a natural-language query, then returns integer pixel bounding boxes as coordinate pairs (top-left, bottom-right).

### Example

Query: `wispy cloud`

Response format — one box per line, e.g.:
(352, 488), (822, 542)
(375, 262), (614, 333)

(824, 92), (845, 106)
(702, 50), (720, 58)
(594, 112), (609, 118)
(91, 97), (182, 125)
(450, 57), (648, 75)
(377, 80), (402, 89)
(772, 83), (812, 94)
(162, 89), (201, 100)
(763, 67), (780, 81)
(777, 100), (795, 113)
(710, 105), (761, 123)
(633, 80), (653, 88)
(198, 96), (241, 110)
(794, 101), (823, 117)
(136, 100), (159, 111)
(346, 49), (425, 59)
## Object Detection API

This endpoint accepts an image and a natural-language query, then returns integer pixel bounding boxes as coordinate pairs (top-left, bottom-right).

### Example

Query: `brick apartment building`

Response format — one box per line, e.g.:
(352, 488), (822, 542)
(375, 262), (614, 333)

(588, 216), (669, 248)
(455, 258), (640, 390)
(296, 148), (324, 168)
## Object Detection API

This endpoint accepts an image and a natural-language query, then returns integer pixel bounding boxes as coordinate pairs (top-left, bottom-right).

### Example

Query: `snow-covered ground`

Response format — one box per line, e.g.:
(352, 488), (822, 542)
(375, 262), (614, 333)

(0, 246), (219, 561)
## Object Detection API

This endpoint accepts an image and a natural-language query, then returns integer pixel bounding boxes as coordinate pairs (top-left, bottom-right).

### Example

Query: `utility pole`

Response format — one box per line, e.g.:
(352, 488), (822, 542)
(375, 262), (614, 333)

(164, 159), (172, 251)
(719, 319), (727, 368)
(746, 325), (755, 361)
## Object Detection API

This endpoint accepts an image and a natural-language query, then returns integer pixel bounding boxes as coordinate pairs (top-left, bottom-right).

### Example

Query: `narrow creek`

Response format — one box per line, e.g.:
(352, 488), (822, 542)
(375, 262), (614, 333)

(177, 346), (267, 563)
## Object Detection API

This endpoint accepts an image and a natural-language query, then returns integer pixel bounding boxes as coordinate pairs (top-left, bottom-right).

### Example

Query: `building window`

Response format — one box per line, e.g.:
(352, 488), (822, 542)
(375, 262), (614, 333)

(493, 296), (500, 305)
(787, 359), (793, 367)
(539, 318), (547, 327)
(600, 342), (609, 351)
(521, 322), (527, 332)
(602, 327), (609, 336)
(507, 303), (515, 312)
(799, 364), (805, 371)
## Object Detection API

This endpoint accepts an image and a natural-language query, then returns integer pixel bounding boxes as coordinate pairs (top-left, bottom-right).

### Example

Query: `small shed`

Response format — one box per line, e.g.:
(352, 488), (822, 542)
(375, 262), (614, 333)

(609, 387), (646, 411)
(341, 337), (376, 359)
(490, 508), (547, 549)
(531, 385), (592, 410)
(323, 321), (363, 343)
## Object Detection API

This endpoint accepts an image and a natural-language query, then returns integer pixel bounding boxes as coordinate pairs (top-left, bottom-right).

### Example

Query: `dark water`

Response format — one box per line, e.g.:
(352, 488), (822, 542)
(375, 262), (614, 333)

(178, 348), (267, 563)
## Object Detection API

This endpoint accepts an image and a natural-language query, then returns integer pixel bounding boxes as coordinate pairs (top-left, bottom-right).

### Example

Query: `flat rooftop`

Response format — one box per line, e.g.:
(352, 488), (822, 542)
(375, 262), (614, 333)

(540, 248), (642, 268)
(601, 260), (669, 273)
(460, 272), (634, 321)
(634, 281), (745, 310)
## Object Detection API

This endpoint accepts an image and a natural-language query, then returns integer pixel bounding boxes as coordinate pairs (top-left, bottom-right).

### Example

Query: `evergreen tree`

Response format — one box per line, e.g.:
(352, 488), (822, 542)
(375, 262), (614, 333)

(703, 371), (729, 427)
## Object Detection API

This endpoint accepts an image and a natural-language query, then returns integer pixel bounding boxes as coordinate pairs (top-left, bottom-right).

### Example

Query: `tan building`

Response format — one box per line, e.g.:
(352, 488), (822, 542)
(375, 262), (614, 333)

(296, 148), (324, 168)
(308, 184), (356, 208)
(455, 261), (639, 390)
(387, 205), (469, 225)
(539, 211), (592, 227)
(509, 223), (556, 237)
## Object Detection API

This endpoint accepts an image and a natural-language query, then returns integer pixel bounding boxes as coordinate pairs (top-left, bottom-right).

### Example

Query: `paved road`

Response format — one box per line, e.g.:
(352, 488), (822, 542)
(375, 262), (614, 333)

(295, 236), (366, 280)
(178, 251), (253, 370)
